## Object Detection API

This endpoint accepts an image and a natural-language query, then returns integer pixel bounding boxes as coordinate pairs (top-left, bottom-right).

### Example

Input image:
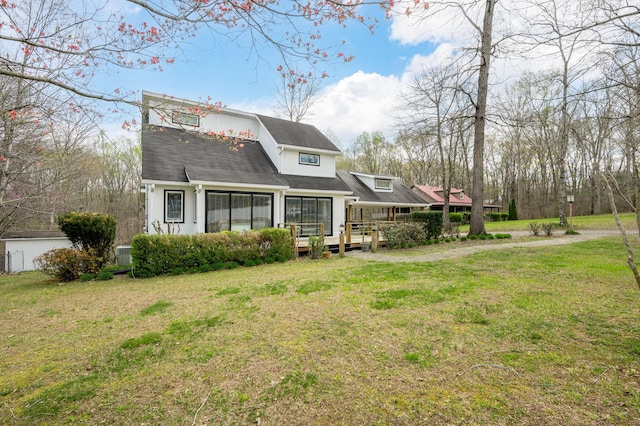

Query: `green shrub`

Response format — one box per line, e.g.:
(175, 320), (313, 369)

(308, 235), (323, 259)
(508, 199), (518, 220)
(500, 212), (509, 221)
(412, 211), (443, 239)
(449, 212), (463, 224)
(130, 228), (293, 278)
(380, 222), (429, 249)
(96, 270), (114, 281)
(58, 212), (116, 269)
(34, 248), (98, 282)
(80, 273), (95, 282)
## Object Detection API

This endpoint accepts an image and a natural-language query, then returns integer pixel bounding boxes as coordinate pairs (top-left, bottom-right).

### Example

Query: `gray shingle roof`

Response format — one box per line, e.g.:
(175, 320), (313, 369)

(279, 174), (351, 192)
(336, 170), (427, 205)
(142, 126), (287, 187)
(256, 115), (340, 152)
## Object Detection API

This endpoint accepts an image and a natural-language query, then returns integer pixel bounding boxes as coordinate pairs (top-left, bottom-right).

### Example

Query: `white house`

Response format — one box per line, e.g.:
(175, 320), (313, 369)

(141, 91), (427, 238)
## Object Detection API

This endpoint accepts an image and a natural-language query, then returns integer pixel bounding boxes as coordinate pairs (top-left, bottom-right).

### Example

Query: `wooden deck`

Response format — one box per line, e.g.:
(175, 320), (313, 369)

(294, 234), (383, 254)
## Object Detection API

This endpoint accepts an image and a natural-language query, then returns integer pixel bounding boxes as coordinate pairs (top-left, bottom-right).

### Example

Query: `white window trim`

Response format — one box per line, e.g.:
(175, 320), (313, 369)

(171, 110), (200, 127)
(165, 190), (185, 223)
(299, 152), (320, 166)
(375, 178), (392, 190)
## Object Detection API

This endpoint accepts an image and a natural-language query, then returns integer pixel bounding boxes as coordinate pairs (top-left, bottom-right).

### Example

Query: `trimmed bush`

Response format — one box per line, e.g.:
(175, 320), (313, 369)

(381, 222), (430, 249)
(58, 212), (117, 269)
(412, 211), (443, 239)
(495, 233), (512, 239)
(449, 212), (463, 224)
(130, 228), (293, 278)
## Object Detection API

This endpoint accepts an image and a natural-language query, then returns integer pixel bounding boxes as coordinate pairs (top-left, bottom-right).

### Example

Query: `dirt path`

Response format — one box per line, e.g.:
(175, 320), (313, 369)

(345, 230), (625, 263)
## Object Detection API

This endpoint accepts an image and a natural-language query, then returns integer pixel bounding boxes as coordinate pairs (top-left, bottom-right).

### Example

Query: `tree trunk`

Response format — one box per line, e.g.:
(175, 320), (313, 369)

(470, 0), (496, 235)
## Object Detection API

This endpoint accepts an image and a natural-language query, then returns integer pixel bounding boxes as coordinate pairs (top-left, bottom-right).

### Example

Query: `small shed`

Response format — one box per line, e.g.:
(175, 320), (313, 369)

(0, 231), (71, 273)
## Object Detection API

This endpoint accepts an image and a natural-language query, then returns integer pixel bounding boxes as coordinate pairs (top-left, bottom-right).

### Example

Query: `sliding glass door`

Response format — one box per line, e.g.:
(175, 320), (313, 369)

(206, 191), (273, 233)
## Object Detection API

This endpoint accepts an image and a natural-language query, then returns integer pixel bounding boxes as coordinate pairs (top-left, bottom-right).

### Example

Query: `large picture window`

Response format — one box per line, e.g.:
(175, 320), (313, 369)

(285, 196), (332, 236)
(165, 190), (184, 223)
(206, 191), (273, 233)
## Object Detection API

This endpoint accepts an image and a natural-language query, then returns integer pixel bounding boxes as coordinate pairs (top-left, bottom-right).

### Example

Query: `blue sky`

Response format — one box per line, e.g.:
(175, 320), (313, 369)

(97, 2), (449, 146)
(101, 1), (566, 146)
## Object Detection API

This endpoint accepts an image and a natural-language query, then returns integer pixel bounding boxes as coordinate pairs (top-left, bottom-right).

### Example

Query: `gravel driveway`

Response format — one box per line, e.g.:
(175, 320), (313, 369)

(345, 230), (627, 263)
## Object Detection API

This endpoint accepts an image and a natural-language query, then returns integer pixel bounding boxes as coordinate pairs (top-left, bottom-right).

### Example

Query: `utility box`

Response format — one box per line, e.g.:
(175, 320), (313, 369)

(116, 246), (132, 266)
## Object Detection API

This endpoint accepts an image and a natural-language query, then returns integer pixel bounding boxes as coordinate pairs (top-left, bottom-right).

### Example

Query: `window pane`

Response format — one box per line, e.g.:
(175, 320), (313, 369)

(252, 194), (272, 229)
(166, 191), (183, 222)
(318, 198), (332, 235)
(231, 194), (252, 231)
(302, 198), (318, 235)
(206, 193), (229, 232)
(285, 197), (301, 224)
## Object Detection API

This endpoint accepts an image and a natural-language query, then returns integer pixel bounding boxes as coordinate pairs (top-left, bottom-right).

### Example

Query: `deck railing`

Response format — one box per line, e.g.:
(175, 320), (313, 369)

(278, 221), (396, 246)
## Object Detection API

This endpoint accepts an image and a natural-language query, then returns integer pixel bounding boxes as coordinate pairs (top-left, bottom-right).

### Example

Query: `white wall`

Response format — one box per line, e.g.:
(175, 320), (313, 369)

(146, 184), (198, 235)
(145, 95), (261, 142)
(3, 238), (71, 272)
(279, 148), (336, 178)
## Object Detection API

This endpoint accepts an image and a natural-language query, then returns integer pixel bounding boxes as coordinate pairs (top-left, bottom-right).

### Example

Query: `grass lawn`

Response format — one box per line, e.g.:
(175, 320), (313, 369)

(461, 212), (638, 233)
(1, 220), (640, 424)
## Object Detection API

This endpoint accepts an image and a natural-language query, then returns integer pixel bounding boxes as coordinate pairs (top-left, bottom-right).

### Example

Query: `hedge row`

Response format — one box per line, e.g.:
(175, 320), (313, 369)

(490, 212), (510, 221)
(131, 228), (293, 278)
(411, 211), (443, 239)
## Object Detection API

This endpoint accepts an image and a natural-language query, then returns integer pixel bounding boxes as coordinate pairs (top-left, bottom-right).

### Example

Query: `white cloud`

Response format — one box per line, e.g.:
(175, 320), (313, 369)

(234, 0), (607, 150)
(389, 2), (482, 46)
(310, 71), (403, 146)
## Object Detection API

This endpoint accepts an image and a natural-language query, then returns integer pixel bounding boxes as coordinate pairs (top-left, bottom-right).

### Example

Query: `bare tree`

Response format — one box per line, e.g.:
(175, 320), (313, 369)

(273, 72), (320, 122)
(0, 72), (96, 235)
(400, 58), (474, 228)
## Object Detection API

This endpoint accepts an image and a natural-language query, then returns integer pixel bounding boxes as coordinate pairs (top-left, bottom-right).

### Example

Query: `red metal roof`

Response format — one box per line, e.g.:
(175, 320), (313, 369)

(412, 185), (473, 207)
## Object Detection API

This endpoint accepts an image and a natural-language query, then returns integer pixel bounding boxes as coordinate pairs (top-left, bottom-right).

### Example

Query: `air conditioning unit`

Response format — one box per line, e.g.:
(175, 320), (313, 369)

(115, 245), (132, 266)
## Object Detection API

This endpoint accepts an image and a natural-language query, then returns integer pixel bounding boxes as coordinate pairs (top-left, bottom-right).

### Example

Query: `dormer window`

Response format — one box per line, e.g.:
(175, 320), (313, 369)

(375, 178), (392, 190)
(299, 152), (320, 166)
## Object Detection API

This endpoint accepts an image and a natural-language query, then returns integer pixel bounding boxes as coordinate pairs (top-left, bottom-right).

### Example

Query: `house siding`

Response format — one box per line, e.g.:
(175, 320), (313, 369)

(279, 148), (336, 178)
(145, 95), (260, 142)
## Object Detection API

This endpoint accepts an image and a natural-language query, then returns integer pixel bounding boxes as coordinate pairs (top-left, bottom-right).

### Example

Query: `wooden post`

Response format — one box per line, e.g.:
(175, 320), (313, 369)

(339, 231), (345, 257)
(371, 226), (379, 253)
(567, 194), (575, 232)
(290, 224), (297, 258)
